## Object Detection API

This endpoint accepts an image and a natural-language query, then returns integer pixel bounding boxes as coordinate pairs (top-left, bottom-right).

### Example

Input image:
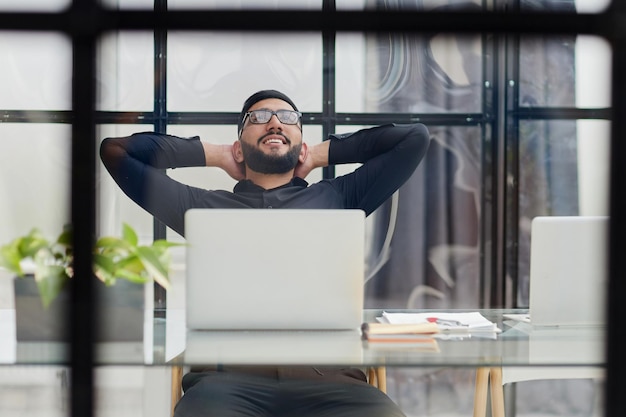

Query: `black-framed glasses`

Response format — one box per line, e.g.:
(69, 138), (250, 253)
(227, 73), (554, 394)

(243, 109), (302, 126)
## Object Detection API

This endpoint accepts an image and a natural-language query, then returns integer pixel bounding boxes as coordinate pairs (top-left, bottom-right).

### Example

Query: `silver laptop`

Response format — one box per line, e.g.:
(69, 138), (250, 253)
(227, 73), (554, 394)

(184, 209), (365, 330)
(529, 216), (608, 327)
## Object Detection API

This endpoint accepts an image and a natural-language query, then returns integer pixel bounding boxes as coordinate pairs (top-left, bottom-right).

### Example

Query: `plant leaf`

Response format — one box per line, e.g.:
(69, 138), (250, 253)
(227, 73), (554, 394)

(18, 230), (50, 258)
(114, 268), (149, 284)
(135, 246), (171, 290)
(115, 255), (145, 275)
(57, 226), (72, 247)
(95, 236), (131, 253)
(0, 242), (23, 275)
(122, 223), (138, 247)
(34, 265), (68, 308)
(93, 253), (117, 285)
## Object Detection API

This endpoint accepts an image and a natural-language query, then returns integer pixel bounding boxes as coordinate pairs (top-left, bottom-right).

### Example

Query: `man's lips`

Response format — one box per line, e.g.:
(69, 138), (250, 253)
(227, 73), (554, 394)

(263, 138), (286, 145)
(258, 132), (290, 145)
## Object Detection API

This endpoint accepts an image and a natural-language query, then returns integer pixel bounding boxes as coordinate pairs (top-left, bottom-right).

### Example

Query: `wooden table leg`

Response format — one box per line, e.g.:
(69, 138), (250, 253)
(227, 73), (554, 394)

(376, 367), (387, 393)
(473, 367), (491, 417)
(171, 366), (183, 417)
(489, 367), (505, 417)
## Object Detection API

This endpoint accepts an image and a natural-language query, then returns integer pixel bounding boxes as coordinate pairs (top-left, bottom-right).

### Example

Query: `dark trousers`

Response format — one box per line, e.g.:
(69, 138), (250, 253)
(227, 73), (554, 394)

(173, 370), (406, 417)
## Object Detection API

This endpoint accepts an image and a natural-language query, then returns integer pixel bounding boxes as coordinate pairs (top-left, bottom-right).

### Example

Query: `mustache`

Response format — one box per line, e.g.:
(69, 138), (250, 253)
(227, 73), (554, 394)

(257, 131), (291, 145)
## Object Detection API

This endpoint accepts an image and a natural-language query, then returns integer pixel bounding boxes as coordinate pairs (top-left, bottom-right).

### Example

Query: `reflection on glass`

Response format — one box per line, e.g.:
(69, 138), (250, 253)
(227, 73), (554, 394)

(0, 32), (71, 110)
(520, 34), (611, 108)
(337, 32), (482, 113)
(98, 32), (154, 112)
(167, 32), (322, 112)
(366, 126), (482, 310)
(519, 35), (576, 108)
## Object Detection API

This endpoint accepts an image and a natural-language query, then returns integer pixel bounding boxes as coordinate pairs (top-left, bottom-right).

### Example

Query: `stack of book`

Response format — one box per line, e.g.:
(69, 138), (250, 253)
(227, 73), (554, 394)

(361, 322), (440, 351)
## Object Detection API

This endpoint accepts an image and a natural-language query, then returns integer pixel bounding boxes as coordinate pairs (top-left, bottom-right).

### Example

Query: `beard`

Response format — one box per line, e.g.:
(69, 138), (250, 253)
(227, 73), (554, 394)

(240, 138), (302, 175)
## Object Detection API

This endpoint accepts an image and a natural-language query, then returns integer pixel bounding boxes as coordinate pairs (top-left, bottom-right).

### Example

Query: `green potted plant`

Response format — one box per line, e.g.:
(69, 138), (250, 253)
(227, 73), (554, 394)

(0, 223), (179, 342)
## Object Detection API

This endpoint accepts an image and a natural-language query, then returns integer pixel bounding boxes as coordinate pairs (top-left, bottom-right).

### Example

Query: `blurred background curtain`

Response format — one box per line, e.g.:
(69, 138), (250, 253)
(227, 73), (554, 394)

(363, 0), (580, 309)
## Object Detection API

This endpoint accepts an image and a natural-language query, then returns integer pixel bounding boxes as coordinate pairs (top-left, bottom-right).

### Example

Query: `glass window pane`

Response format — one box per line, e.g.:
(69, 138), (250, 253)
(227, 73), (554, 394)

(103, 0), (323, 9)
(519, 34), (611, 108)
(515, 119), (611, 305)
(336, 0), (367, 10)
(575, 35), (612, 108)
(521, 0), (610, 13)
(366, 126), (482, 309)
(346, 32), (482, 114)
(98, 32), (154, 111)
(575, 0), (611, 13)
(0, 124), (71, 240)
(0, 32), (71, 110)
(168, 32), (322, 113)
(168, 0), (321, 10)
(336, 34), (367, 113)
(0, 0), (69, 11)
(101, 0), (153, 9)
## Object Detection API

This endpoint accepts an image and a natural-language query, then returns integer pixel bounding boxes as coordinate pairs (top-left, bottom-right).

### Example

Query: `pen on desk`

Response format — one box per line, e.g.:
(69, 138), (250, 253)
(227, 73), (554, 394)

(426, 317), (468, 327)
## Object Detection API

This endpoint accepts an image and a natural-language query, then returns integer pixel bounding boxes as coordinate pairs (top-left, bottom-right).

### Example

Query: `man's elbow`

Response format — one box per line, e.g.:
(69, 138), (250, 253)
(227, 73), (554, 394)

(99, 137), (125, 169)
(405, 123), (431, 162)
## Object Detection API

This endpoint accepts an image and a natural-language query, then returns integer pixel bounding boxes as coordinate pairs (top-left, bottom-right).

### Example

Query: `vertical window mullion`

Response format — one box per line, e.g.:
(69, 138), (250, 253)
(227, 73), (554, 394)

(322, 0), (336, 180)
(153, 0), (168, 311)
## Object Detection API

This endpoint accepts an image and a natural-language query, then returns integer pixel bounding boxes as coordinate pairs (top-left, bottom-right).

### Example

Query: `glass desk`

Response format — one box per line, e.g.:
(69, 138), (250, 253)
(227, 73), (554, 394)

(0, 309), (606, 368)
(1, 309), (606, 417)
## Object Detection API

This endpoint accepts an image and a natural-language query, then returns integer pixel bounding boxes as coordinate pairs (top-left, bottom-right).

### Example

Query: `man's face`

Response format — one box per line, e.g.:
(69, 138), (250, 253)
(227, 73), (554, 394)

(238, 98), (303, 174)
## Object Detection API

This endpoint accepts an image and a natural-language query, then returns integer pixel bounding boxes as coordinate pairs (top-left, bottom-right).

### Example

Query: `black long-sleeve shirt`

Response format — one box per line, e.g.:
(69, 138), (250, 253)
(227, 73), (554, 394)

(100, 123), (430, 237)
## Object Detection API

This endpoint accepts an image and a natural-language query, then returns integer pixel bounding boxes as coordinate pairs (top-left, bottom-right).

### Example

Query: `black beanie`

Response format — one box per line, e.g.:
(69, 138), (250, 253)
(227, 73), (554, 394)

(238, 89), (299, 135)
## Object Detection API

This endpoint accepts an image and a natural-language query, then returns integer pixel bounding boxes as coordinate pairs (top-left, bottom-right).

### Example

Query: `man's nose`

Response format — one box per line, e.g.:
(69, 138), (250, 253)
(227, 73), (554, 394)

(266, 114), (283, 130)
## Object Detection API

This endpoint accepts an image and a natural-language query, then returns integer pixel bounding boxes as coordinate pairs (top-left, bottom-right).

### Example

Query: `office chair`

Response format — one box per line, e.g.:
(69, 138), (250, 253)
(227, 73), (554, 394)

(472, 366), (604, 417)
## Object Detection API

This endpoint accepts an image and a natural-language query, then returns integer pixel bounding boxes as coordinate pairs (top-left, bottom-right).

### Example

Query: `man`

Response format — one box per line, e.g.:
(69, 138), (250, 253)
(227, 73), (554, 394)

(100, 89), (430, 417)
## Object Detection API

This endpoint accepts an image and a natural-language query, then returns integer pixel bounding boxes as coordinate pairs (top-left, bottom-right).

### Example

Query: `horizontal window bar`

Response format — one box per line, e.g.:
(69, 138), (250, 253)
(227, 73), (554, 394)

(0, 10), (612, 37)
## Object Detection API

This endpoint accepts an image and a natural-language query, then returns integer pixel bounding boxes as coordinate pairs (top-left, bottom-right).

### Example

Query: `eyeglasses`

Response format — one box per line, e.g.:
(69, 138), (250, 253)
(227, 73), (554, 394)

(243, 109), (302, 126)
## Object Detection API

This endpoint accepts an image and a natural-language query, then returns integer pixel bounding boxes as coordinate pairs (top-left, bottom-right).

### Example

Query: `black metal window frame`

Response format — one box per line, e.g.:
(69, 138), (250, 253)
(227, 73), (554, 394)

(0, 2), (624, 417)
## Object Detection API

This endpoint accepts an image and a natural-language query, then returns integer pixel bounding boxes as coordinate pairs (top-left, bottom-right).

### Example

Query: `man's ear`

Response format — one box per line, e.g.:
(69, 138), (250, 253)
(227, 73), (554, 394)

(232, 140), (244, 163)
(298, 142), (308, 164)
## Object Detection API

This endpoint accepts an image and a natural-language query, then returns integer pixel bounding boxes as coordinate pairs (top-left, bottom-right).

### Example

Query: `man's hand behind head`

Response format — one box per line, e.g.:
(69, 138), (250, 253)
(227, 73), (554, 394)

(294, 141), (329, 180)
(202, 142), (246, 181)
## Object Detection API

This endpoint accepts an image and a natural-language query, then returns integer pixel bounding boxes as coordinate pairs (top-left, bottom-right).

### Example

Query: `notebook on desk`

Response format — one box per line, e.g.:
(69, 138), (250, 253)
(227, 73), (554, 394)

(184, 209), (365, 330)
(528, 216), (608, 327)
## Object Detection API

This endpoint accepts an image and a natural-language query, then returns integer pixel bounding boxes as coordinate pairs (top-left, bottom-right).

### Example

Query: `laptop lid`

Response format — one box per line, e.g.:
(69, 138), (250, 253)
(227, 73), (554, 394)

(529, 216), (608, 327)
(184, 209), (365, 330)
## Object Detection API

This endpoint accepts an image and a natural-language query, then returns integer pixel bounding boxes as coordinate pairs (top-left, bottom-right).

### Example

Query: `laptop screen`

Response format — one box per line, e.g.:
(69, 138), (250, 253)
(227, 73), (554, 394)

(529, 216), (608, 327)
(184, 209), (365, 330)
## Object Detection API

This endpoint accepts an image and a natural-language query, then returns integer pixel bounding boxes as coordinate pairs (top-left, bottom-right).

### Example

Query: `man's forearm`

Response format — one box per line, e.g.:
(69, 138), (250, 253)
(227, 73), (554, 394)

(203, 142), (232, 168)
(328, 124), (429, 165)
(100, 132), (206, 172)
